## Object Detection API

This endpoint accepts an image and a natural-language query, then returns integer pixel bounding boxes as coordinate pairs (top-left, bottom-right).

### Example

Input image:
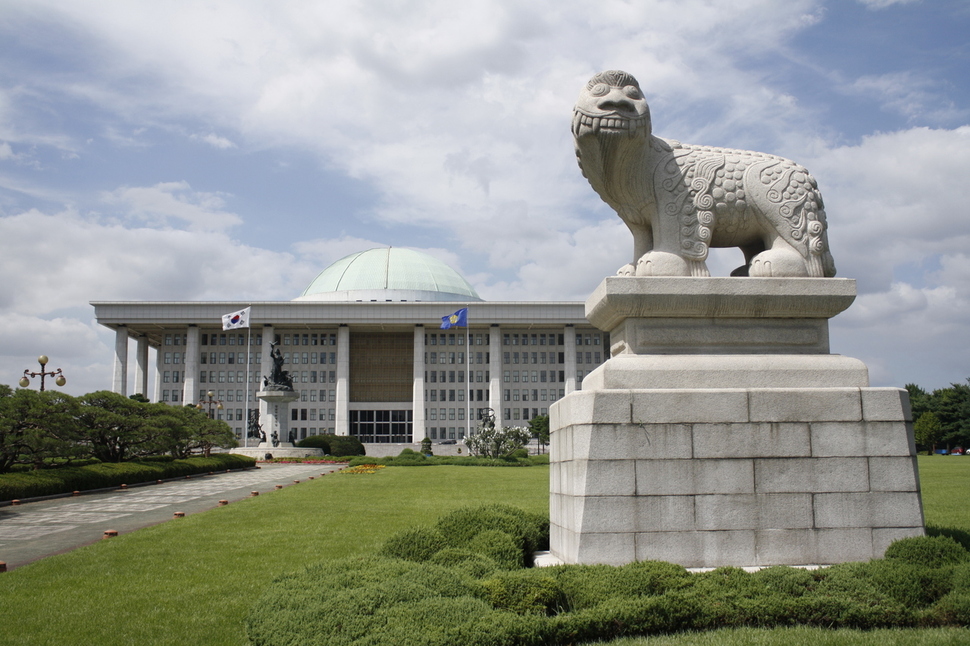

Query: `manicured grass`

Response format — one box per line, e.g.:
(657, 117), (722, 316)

(3, 457), (970, 645)
(0, 466), (547, 646)
(918, 455), (970, 545)
(606, 627), (970, 645)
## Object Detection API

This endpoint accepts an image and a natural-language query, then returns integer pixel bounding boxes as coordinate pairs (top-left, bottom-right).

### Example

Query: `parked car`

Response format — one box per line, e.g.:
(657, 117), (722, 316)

(952, 447), (964, 455)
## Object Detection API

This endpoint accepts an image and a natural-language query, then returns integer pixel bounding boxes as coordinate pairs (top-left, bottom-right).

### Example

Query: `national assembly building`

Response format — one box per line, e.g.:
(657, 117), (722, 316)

(92, 247), (607, 446)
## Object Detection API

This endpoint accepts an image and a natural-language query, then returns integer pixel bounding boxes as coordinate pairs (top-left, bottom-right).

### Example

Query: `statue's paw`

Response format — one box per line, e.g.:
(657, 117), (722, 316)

(617, 264), (635, 276)
(749, 250), (809, 277)
(635, 252), (692, 276)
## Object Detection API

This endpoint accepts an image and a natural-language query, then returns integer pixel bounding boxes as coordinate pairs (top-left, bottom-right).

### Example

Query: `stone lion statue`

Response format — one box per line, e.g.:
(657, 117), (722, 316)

(573, 70), (836, 278)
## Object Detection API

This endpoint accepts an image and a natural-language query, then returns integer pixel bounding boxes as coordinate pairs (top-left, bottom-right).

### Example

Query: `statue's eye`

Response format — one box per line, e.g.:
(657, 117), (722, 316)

(624, 85), (642, 99)
(590, 83), (609, 97)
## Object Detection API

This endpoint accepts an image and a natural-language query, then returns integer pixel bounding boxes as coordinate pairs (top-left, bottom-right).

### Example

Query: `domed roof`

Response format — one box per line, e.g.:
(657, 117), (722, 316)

(295, 247), (483, 302)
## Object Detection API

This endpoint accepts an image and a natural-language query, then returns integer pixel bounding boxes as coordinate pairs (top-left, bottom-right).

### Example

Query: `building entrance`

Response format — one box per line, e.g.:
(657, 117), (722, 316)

(350, 409), (413, 443)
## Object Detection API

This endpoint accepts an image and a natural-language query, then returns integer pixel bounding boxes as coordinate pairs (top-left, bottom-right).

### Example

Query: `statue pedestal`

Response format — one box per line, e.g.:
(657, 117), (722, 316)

(257, 389), (300, 449)
(550, 277), (924, 568)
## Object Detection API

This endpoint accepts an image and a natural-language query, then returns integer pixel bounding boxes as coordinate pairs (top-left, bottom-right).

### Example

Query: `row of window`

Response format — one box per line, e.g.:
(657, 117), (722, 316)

(200, 333), (263, 346)
(425, 389), (489, 402)
(290, 408), (338, 421)
(164, 330), (602, 349)
(426, 407), (466, 421)
(424, 370), (489, 383)
(426, 427), (464, 440)
(505, 407), (547, 421)
(504, 389), (564, 402)
(503, 333), (564, 346)
(503, 351), (564, 365)
(280, 333), (338, 346)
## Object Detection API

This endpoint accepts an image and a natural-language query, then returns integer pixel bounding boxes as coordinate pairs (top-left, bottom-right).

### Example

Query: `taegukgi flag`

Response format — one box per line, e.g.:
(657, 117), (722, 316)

(222, 307), (251, 330)
(440, 307), (468, 329)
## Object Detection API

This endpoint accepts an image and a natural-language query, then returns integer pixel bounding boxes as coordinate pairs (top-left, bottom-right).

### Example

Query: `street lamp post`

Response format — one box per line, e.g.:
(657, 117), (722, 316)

(19, 355), (67, 391)
(197, 391), (224, 419)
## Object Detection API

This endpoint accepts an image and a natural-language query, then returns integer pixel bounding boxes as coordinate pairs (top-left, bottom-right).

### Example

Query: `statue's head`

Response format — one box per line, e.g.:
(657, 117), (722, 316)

(572, 70), (651, 141)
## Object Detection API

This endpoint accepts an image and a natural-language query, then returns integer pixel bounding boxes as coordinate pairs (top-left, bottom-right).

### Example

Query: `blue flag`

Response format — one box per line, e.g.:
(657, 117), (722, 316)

(440, 307), (468, 329)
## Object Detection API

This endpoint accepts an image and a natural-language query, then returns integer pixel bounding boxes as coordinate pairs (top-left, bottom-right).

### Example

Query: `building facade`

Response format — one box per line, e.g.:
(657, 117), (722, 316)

(92, 249), (607, 444)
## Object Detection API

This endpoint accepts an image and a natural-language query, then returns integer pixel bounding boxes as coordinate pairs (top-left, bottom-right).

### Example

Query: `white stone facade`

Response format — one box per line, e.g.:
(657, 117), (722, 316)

(92, 300), (606, 446)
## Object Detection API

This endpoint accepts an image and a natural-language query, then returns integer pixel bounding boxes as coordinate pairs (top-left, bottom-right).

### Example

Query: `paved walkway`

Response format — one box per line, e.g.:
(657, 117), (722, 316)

(0, 463), (344, 571)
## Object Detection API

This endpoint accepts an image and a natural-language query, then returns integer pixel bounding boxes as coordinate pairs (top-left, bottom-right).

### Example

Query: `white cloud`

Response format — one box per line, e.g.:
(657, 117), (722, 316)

(0, 0), (967, 394)
(191, 133), (236, 149)
(101, 181), (242, 232)
(856, 0), (920, 8)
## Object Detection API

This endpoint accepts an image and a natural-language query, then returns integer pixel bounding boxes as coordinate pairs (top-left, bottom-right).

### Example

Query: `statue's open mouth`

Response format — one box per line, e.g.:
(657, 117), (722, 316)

(572, 110), (649, 135)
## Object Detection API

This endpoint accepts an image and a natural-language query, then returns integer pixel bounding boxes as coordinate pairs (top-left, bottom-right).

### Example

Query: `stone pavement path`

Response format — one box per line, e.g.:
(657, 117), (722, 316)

(0, 463), (343, 571)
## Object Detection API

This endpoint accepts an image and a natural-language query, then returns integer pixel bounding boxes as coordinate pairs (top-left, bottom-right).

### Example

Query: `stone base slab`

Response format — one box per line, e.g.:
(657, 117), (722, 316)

(586, 277), (856, 355)
(582, 354), (870, 390)
(550, 385), (925, 569)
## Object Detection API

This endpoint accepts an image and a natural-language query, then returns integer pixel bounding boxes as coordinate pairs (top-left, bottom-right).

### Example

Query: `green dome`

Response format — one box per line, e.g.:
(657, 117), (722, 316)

(295, 248), (483, 302)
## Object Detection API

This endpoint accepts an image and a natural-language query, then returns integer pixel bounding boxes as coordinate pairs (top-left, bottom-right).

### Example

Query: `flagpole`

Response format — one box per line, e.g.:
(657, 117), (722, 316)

(466, 304), (471, 439)
(244, 313), (252, 448)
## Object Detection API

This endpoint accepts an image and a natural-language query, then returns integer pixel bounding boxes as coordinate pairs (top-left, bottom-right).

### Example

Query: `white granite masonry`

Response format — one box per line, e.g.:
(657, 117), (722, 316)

(550, 277), (924, 568)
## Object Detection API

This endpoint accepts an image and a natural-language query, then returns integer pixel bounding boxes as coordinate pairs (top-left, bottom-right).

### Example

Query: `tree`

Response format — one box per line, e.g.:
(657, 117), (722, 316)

(465, 424), (531, 459)
(77, 391), (173, 461)
(176, 405), (237, 458)
(914, 411), (943, 455)
(905, 383), (931, 420)
(0, 388), (83, 472)
(528, 414), (550, 453)
(930, 381), (970, 448)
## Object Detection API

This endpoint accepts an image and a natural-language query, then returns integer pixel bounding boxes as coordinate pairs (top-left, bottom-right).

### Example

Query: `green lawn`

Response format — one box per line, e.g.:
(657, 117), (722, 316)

(1, 457), (969, 645)
(0, 466), (547, 646)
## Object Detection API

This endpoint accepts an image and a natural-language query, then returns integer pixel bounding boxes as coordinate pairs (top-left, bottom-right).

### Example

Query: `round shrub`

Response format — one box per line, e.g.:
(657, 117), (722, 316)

(296, 434), (330, 451)
(468, 530), (522, 569)
(751, 565), (816, 598)
(428, 548), (501, 579)
(246, 557), (476, 646)
(380, 526), (448, 562)
(479, 569), (568, 616)
(436, 503), (549, 556)
(884, 535), (970, 568)
(296, 433), (365, 456)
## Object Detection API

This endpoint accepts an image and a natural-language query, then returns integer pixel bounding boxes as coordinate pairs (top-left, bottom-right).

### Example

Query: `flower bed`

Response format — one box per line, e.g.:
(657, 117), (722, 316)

(340, 464), (386, 475)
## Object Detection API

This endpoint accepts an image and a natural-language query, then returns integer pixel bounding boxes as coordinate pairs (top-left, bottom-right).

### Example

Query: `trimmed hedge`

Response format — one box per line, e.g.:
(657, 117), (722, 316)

(248, 509), (970, 646)
(0, 453), (256, 501)
(347, 453), (548, 468)
(296, 434), (365, 456)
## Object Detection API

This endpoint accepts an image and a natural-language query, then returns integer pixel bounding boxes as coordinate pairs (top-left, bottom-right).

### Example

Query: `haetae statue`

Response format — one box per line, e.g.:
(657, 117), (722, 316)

(573, 70), (836, 278)
(262, 342), (294, 391)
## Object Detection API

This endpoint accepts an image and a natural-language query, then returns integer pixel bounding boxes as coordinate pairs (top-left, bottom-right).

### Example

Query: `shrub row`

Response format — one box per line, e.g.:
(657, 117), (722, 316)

(295, 434), (366, 456)
(248, 511), (970, 646)
(0, 453), (256, 501)
(347, 450), (549, 468)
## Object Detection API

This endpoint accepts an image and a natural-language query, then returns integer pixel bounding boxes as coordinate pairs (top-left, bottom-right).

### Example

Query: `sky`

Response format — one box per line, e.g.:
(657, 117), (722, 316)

(0, 0), (968, 396)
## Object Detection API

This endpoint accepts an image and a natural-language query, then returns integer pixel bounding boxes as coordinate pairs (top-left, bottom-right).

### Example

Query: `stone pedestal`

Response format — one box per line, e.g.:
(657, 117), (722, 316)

(257, 389), (300, 449)
(550, 277), (924, 568)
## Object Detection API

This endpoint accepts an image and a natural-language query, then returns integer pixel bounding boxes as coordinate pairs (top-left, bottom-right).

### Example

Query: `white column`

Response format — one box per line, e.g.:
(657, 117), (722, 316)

(412, 325), (426, 443)
(489, 324), (503, 429)
(564, 324), (577, 394)
(113, 326), (128, 396)
(182, 325), (199, 407)
(335, 325), (350, 436)
(153, 347), (162, 403)
(258, 324), (274, 429)
(135, 335), (149, 398)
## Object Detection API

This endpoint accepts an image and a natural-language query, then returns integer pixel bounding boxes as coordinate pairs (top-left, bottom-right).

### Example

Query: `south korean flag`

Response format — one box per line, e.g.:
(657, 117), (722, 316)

(222, 307), (251, 331)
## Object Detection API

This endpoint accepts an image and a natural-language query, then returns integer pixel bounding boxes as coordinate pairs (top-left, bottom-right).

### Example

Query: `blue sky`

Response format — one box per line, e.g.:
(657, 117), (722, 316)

(0, 0), (968, 395)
